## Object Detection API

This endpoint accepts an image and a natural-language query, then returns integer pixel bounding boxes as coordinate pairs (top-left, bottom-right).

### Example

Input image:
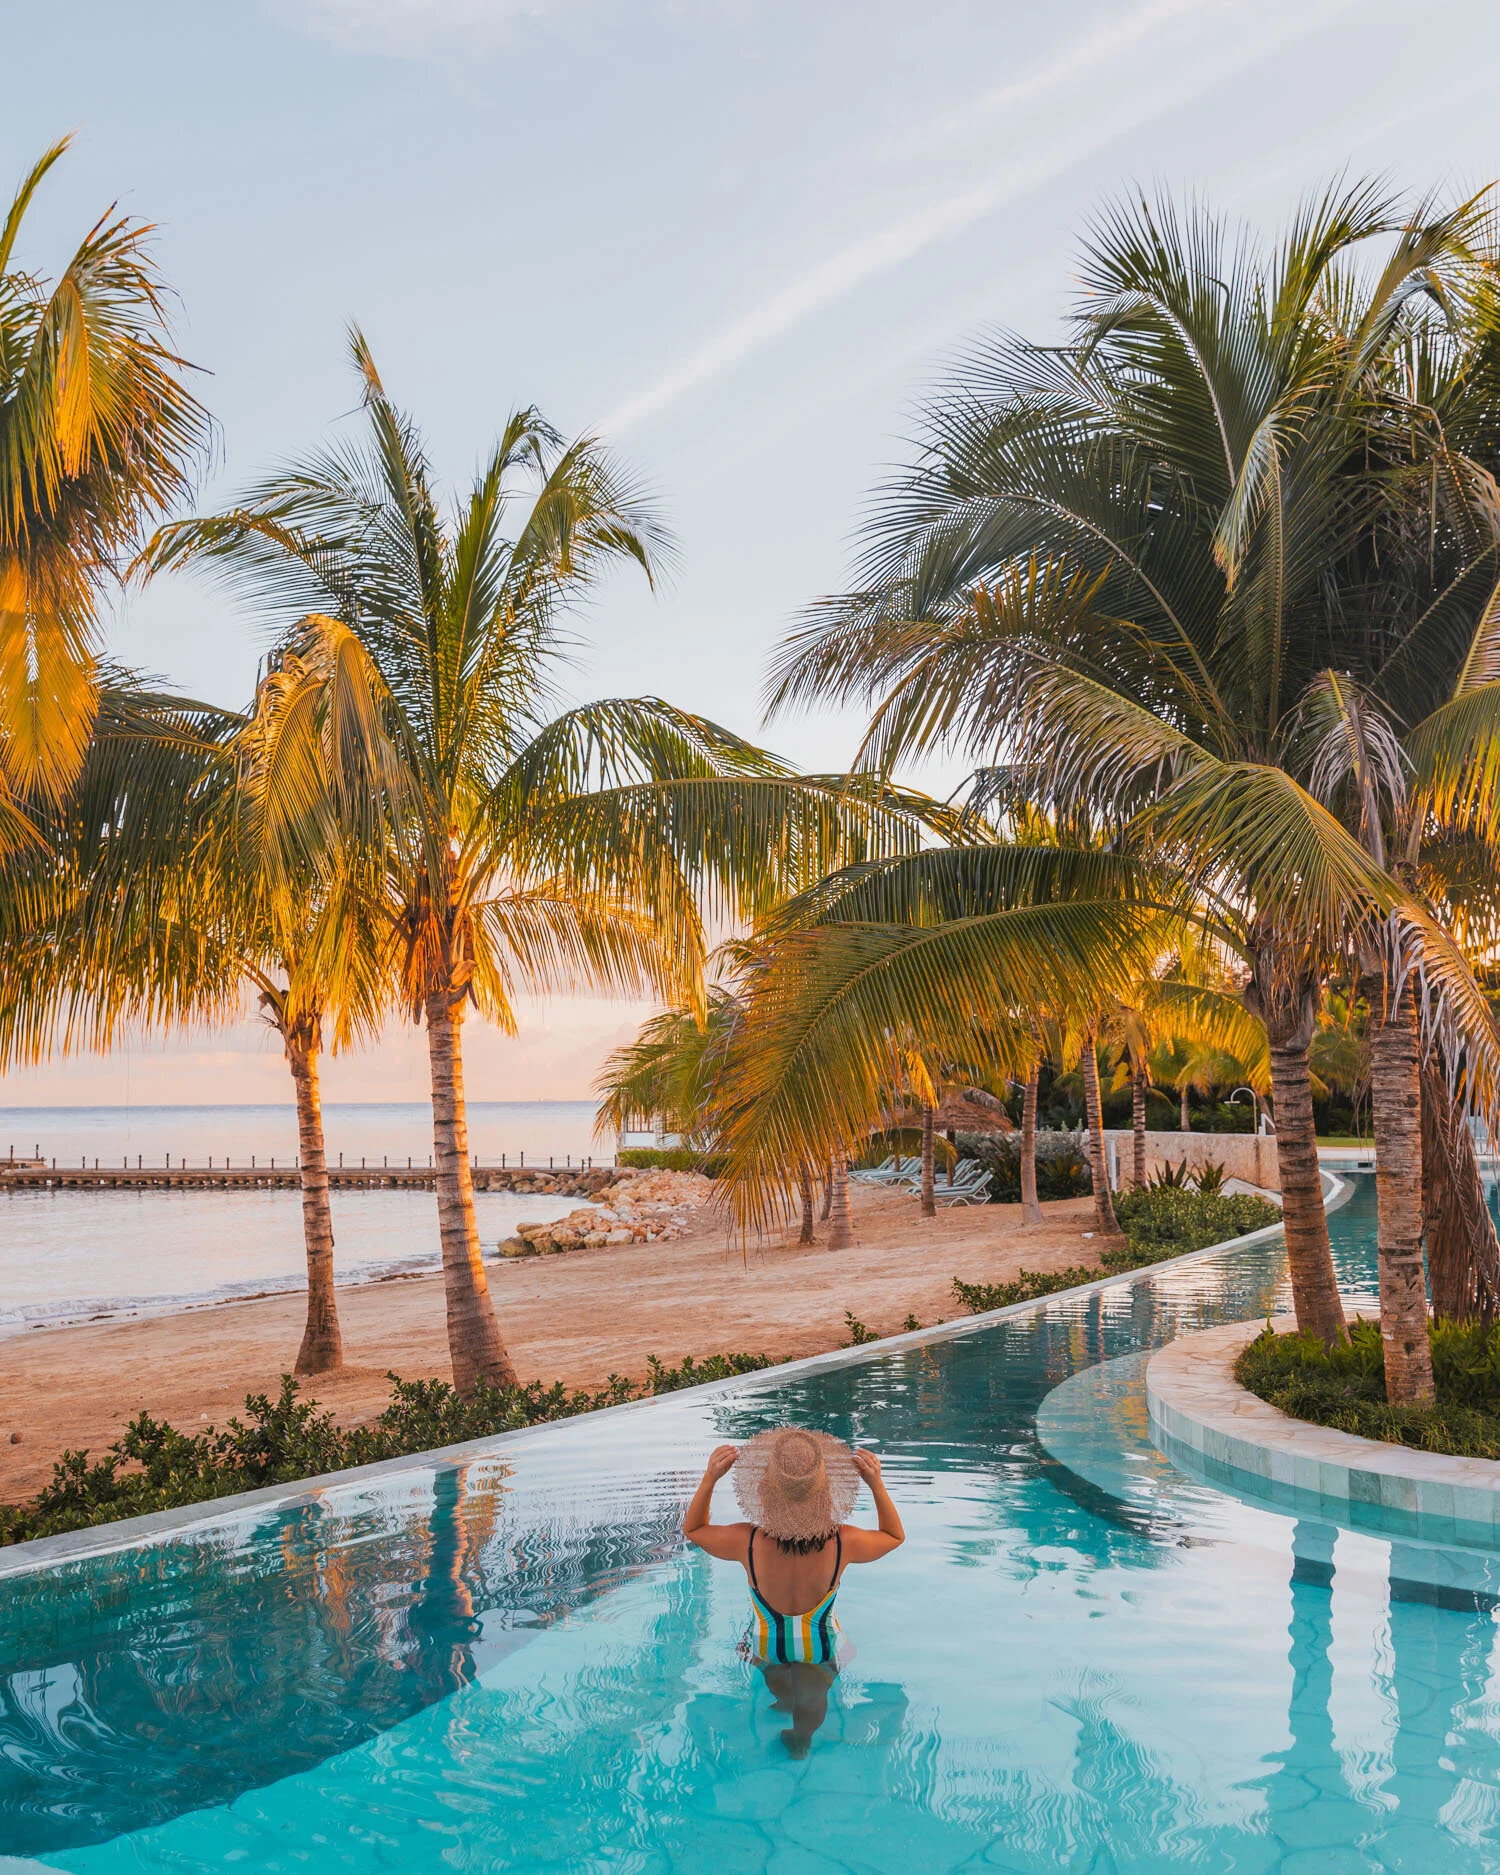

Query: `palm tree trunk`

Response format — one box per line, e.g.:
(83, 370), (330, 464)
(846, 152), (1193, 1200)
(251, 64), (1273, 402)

(820, 1164), (834, 1221)
(426, 992), (517, 1391)
(288, 1019), (343, 1376)
(1421, 1059), (1500, 1326)
(827, 1159), (853, 1250)
(1080, 1026), (1121, 1236)
(1180, 1083), (1190, 1131)
(1132, 1068), (1148, 1189)
(1249, 952), (1347, 1350)
(797, 1163), (816, 1246)
(920, 1102), (936, 1218)
(1267, 1036), (1346, 1348)
(1366, 977), (1434, 1404)
(1020, 1061), (1043, 1225)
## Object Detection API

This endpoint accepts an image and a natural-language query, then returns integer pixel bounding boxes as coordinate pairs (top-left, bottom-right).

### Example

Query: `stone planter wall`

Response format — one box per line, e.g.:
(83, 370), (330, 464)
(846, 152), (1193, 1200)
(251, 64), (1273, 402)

(1145, 1317), (1500, 1545)
(1102, 1129), (1281, 1191)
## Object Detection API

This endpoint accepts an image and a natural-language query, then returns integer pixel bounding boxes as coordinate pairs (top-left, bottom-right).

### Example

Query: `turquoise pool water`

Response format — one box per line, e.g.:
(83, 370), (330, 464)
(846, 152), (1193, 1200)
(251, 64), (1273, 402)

(5, 1178), (1500, 1871)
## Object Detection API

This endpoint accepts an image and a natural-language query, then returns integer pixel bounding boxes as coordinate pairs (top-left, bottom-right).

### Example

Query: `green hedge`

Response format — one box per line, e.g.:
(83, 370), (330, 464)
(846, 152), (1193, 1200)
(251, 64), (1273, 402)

(615, 1147), (728, 1176)
(0, 1351), (773, 1547)
(1235, 1318), (1500, 1460)
(952, 1187), (1280, 1315)
(954, 1130), (1093, 1201)
(1110, 1187), (1281, 1252)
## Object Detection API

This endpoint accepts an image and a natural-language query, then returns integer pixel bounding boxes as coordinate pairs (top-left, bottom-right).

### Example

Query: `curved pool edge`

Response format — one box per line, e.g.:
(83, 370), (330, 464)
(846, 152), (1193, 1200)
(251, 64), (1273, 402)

(1146, 1314), (1500, 1546)
(0, 1185), (1329, 1582)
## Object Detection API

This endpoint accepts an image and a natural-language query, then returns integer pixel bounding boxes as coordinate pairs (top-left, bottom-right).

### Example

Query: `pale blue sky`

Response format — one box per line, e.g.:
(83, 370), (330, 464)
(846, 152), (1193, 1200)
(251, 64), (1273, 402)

(6, 0), (1499, 1104)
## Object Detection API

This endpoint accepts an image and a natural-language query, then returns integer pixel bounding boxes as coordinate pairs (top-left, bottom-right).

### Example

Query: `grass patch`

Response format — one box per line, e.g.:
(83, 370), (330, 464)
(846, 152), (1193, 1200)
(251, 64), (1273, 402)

(0, 1352), (774, 1547)
(1235, 1318), (1500, 1460)
(1316, 1135), (1376, 1149)
(614, 1147), (728, 1175)
(952, 1187), (1280, 1315)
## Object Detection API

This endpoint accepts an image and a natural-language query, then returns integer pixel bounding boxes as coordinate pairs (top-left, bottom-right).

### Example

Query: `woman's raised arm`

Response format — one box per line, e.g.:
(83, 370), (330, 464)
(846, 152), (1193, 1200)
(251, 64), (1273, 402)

(841, 1449), (905, 1563)
(684, 1443), (750, 1561)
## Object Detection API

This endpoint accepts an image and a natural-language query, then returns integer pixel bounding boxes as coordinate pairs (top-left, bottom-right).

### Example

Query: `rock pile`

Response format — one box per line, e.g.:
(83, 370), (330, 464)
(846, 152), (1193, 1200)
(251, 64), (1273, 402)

(473, 1164), (616, 1197)
(495, 1168), (716, 1259)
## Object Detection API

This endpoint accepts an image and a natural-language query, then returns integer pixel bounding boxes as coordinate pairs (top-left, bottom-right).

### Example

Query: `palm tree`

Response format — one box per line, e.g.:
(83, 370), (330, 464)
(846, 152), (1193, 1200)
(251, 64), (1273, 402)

(0, 676), (387, 1376)
(1282, 275), (1500, 1371)
(1101, 957), (1269, 1188)
(143, 337), (923, 1388)
(594, 986), (743, 1151)
(765, 184), (1498, 1349)
(712, 841), (1175, 1236)
(0, 140), (208, 830)
(1019, 1019), (1045, 1226)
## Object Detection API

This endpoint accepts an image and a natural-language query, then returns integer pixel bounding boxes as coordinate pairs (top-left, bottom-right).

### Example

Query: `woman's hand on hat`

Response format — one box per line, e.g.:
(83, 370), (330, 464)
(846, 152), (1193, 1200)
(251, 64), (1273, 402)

(706, 1443), (739, 1482)
(851, 1448), (883, 1486)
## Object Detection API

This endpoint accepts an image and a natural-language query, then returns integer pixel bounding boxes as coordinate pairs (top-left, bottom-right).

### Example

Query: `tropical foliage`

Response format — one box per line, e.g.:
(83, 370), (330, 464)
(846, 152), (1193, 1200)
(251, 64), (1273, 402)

(747, 180), (1500, 1397)
(0, 1350), (777, 1546)
(136, 336), (930, 1388)
(0, 141), (208, 828)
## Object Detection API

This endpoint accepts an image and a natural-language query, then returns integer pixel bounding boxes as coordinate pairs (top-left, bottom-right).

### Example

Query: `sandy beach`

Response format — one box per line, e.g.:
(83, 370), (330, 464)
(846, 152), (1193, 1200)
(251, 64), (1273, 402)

(0, 1184), (1104, 1502)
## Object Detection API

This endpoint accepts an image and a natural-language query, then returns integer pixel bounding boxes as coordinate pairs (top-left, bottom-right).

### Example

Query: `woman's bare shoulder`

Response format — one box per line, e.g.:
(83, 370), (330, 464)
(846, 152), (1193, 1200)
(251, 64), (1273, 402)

(686, 1519), (753, 1561)
(837, 1522), (903, 1562)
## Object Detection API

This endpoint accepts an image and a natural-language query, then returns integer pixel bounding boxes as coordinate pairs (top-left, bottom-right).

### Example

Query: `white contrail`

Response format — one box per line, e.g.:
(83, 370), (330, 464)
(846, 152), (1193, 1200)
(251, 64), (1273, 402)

(604, 0), (1359, 434)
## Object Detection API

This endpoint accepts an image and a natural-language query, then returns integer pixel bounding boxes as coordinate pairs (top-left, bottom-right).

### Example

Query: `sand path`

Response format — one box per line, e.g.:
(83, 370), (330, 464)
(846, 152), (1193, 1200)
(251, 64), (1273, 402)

(0, 1186), (1105, 1502)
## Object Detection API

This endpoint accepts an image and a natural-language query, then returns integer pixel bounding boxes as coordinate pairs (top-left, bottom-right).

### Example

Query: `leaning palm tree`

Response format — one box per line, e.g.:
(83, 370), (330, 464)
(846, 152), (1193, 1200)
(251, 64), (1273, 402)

(594, 985), (743, 1151)
(142, 337), (925, 1389)
(0, 675), (388, 1375)
(1285, 278), (1500, 1364)
(1102, 957), (1269, 1189)
(0, 139), (208, 831)
(712, 840), (1179, 1236)
(766, 183), (1499, 1352)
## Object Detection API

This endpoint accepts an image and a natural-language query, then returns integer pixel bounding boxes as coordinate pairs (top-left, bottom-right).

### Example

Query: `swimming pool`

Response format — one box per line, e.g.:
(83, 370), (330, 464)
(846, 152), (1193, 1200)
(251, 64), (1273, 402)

(4, 1177), (1500, 1871)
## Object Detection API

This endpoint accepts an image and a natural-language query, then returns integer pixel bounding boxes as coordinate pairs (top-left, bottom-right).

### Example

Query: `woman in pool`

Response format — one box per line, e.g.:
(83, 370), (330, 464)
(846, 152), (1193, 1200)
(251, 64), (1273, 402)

(684, 1427), (904, 1754)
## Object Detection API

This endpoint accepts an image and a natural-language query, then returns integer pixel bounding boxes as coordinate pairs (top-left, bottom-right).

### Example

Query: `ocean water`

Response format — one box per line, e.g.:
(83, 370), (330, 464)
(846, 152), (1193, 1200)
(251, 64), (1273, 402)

(0, 1104), (604, 1337)
(0, 1102), (601, 1168)
(8, 1178), (1500, 1871)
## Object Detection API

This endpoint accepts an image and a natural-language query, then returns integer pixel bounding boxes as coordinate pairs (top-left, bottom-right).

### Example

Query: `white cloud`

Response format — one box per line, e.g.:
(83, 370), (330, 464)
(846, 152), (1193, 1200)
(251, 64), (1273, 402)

(603, 0), (1359, 433)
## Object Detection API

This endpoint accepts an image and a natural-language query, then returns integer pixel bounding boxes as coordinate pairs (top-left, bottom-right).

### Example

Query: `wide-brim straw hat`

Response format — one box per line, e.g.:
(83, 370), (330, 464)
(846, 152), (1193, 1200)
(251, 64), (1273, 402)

(732, 1426), (860, 1542)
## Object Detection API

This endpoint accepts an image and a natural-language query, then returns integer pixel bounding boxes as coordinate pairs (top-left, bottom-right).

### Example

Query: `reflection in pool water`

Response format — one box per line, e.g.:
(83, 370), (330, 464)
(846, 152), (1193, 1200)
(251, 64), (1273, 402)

(4, 1175), (1500, 1871)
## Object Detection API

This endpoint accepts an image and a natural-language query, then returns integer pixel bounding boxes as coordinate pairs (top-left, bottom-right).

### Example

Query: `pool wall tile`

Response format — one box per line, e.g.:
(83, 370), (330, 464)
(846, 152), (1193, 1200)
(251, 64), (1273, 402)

(1145, 1317), (1500, 1552)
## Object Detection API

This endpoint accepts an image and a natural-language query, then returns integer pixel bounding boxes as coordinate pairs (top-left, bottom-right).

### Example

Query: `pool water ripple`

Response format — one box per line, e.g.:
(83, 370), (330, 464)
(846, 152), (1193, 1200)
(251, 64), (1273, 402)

(5, 1176), (1500, 1870)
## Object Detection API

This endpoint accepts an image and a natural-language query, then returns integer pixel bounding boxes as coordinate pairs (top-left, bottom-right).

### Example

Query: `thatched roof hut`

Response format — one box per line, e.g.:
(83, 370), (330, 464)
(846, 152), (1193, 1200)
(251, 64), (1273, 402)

(877, 1088), (1014, 1138)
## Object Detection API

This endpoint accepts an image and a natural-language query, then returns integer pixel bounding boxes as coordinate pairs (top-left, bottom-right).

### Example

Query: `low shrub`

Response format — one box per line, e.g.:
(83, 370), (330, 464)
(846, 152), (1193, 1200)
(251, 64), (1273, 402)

(954, 1129), (1093, 1202)
(953, 1265), (1107, 1313)
(0, 1351), (775, 1547)
(952, 1188), (1280, 1316)
(643, 1352), (772, 1391)
(614, 1147), (728, 1176)
(1110, 1187), (1279, 1253)
(1236, 1317), (1500, 1460)
(1192, 1102), (1256, 1134)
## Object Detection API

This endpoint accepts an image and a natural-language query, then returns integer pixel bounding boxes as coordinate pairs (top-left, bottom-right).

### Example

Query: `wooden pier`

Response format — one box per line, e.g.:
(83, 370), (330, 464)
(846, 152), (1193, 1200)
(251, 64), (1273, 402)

(0, 1159), (616, 1196)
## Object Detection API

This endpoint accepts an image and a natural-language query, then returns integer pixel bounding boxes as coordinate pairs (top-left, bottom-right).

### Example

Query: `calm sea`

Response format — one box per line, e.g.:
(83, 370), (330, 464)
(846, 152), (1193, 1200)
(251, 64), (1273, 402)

(0, 1103), (607, 1338)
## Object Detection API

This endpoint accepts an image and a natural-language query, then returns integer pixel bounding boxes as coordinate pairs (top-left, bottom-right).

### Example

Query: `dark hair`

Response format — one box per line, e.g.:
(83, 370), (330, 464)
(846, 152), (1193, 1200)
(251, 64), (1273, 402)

(771, 1530), (836, 1556)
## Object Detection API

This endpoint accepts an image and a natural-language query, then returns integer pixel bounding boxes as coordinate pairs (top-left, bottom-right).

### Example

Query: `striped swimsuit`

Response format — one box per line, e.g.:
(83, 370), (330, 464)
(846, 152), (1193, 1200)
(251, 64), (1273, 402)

(744, 1528), (842, 1666)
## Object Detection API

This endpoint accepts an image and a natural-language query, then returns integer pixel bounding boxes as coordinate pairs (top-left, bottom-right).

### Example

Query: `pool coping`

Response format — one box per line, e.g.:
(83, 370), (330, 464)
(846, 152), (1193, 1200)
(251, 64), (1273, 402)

(0, 1183), (1341, 1581)
(1145, 1312), (1500, 1534)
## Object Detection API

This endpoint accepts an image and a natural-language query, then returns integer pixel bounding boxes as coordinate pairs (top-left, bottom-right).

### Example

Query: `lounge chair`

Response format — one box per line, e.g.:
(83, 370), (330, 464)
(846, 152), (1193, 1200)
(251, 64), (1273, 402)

(851, 1155), (921, 1185)
(900, 1160), (990, 1200)
(933, 1168), (993, 1206)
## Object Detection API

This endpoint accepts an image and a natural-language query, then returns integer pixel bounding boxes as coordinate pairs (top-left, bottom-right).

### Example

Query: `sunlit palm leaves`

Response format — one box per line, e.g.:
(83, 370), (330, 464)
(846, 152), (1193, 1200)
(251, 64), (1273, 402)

(140, 334), (931, 1385)
(0, 141), (208, 819)
(762, 180), (1500, 1341)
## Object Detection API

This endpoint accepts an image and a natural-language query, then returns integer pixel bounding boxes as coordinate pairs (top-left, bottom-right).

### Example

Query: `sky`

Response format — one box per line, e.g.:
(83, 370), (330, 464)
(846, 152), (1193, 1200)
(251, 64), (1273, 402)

(4, 0), (1499, 1109)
